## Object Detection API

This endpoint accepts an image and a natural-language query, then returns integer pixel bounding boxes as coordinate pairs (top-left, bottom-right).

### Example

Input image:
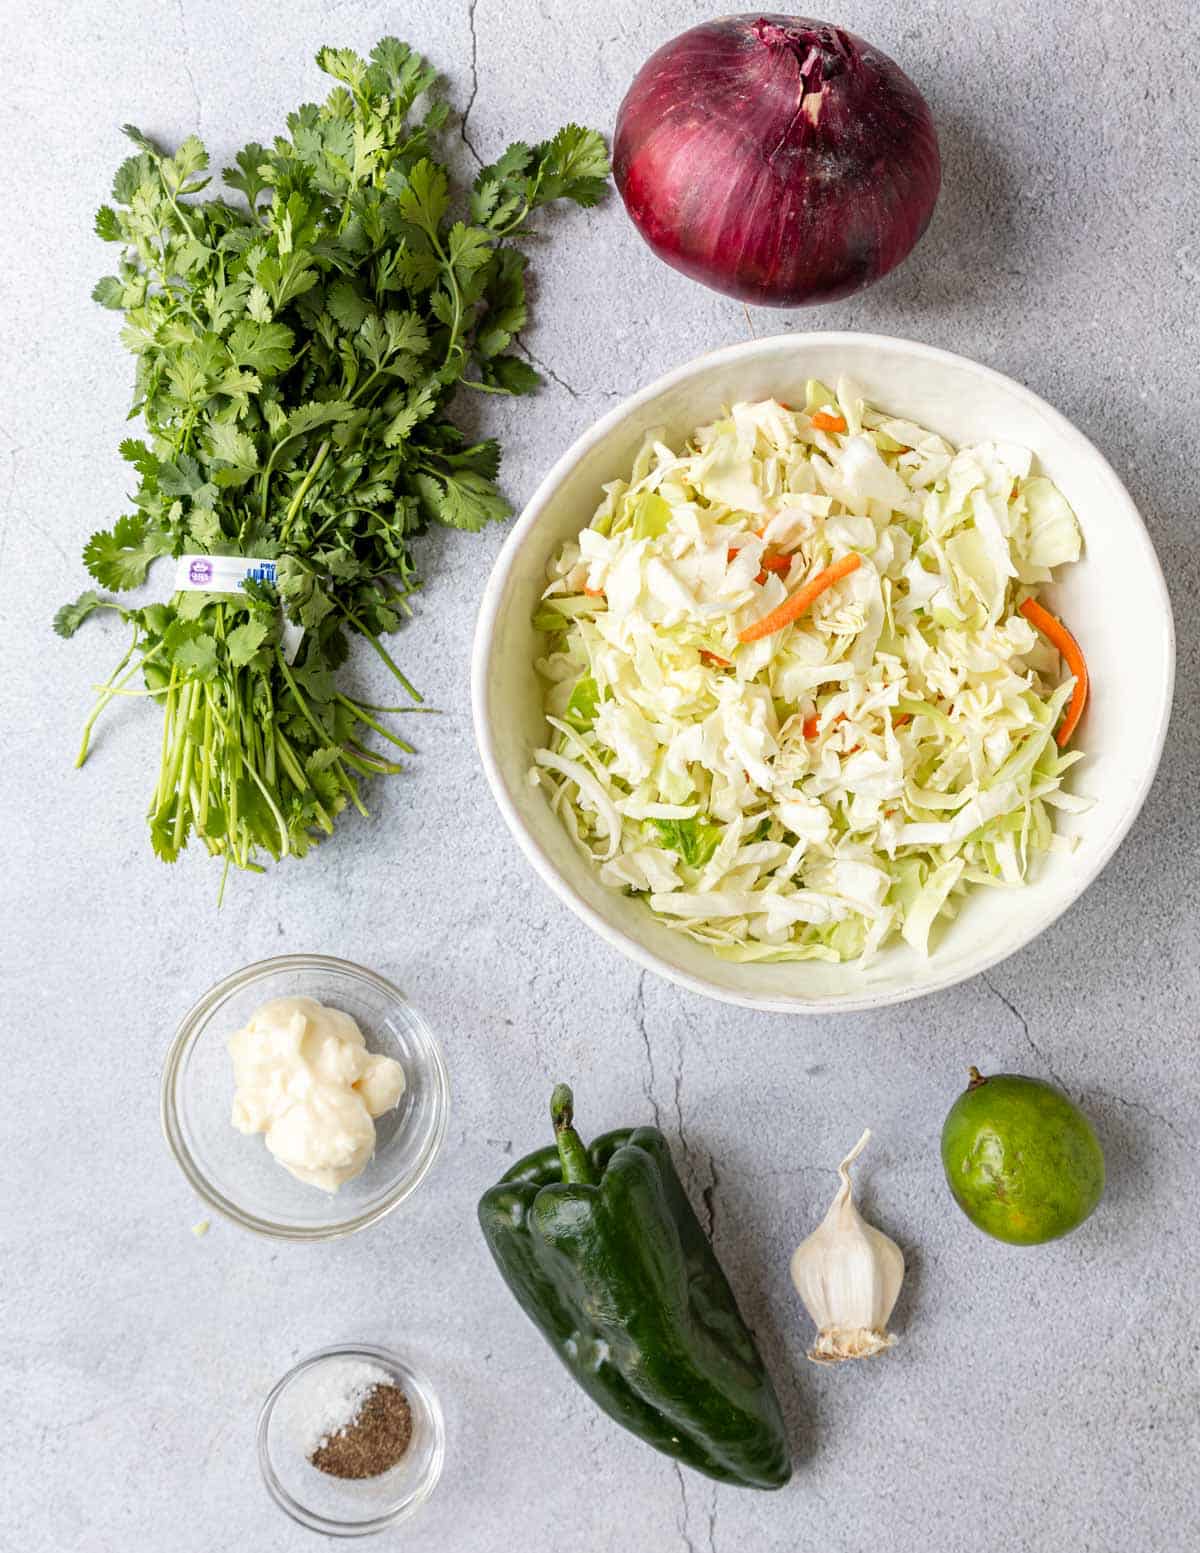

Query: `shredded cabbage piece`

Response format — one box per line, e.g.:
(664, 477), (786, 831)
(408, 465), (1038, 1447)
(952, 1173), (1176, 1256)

(531, 387), (1088, 964)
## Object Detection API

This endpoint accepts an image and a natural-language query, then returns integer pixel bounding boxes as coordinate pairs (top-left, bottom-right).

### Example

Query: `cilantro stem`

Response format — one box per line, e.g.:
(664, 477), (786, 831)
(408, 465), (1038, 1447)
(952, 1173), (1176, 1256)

(278, 439), (331, 544)
(273, 647), (369, 818)
(222, 692), (241, 861)
(274, 727), (335, 833)
(87, 683), (168, 698)
(335, 693), (414, 752)
(153, 666), (179, 816)
(340, 746), (404, 777)
(336, 604), (422, 702)
(142, 140), (201, 243)
(208, 690), (291, 858)
(197, 698), (213, 834)
(75, 622), (143, 766)
(78, 646), (166, 763)
(172, 680), (202, 852)
(461, 379), (516, 395)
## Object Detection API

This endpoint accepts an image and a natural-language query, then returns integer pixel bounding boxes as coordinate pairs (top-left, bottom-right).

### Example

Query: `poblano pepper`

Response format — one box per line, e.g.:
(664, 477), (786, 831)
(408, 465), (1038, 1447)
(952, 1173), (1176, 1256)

(478, 1084), (791, 1489)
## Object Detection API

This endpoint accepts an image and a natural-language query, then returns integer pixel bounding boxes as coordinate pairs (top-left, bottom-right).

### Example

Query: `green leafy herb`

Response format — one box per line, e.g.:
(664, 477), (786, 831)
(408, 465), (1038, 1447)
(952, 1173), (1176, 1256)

(61, 38), (608, 879)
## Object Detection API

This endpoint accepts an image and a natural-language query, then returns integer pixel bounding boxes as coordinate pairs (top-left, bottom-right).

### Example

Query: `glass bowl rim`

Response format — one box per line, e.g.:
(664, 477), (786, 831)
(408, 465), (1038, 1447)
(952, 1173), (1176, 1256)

(160, 953), (450, 1242)
(256, 1341), (446, 1537)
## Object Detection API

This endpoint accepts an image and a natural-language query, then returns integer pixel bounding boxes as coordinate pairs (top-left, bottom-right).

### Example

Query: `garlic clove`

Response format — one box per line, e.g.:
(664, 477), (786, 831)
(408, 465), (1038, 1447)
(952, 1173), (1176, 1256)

(789, 1130), (905, 1365)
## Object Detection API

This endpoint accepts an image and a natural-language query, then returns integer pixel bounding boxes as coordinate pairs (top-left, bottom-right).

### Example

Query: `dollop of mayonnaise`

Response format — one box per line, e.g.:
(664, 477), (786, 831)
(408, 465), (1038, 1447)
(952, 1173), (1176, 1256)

(228, 996), (406, 1192)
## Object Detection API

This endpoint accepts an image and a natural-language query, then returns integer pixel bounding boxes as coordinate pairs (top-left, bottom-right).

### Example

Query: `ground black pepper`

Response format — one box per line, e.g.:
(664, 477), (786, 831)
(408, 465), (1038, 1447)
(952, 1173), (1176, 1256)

(309, 1382), (413, 1479)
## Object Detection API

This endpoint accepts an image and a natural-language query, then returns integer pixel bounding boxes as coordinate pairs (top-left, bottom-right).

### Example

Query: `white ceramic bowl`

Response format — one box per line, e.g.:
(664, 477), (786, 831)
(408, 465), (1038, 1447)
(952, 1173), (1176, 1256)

(472, 334), (1174, 1013)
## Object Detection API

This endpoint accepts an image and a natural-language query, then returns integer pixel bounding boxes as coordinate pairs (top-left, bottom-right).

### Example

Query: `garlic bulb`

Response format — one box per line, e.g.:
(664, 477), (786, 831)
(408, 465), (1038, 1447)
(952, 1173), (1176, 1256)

(789, 1130), (905, 1365)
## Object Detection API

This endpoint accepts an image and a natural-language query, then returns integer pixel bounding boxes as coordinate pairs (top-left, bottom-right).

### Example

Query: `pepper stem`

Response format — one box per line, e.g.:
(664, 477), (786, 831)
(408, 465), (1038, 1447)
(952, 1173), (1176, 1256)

(551, 1083), (596, 1185)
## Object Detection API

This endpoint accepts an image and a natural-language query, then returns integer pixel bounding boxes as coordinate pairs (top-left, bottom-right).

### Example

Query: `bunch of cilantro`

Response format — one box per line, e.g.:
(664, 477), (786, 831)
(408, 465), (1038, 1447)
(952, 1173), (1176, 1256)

(56, 38), (607, 882)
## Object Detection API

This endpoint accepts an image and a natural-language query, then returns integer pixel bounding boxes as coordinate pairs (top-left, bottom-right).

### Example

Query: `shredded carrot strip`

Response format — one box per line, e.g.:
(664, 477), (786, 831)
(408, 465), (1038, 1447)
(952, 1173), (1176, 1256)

(811, 411), (847, 434)
(802, 713), (820, 739)
(583, 585), (605, 598)
(700, 650), (730, 668)
(728, 544), (788, 574)
(738, 553), (862, 644)
(894, 712), (912, 727)
(1019, 598), (1089, 747)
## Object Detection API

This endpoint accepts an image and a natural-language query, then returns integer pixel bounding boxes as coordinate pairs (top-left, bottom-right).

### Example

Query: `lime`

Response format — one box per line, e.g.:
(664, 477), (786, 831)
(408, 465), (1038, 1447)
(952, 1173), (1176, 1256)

(940, 1068), (1105, 1245)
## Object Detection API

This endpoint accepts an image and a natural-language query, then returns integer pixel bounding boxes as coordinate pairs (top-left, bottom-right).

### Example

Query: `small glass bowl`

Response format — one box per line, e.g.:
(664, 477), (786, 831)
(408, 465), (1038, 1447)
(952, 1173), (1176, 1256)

(258, 1344), (445, 1536)
(161, 954), (449, 1240)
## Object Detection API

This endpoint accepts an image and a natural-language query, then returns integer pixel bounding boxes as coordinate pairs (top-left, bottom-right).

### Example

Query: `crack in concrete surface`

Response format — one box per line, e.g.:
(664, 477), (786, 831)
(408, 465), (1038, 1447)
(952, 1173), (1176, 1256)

(634, 969), (663, 1129)
(673, 1461), (697, 1553)
(701, 1154), (720, 1240)
(981, 971), (1067, 1090)
(1107, 1093), (1185, 1142)
(516, 338), (624, 401)
(517, 339), (580, 399)
(460, 0), (482, 165)
(0, 445), (23, 573)
(632, 974), (720, 1240)
(175, 0), (202, 131)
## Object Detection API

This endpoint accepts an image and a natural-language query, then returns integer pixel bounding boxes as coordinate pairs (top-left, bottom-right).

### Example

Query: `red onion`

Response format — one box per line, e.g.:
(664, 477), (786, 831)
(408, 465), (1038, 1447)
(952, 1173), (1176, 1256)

(613, 15), (941, 307)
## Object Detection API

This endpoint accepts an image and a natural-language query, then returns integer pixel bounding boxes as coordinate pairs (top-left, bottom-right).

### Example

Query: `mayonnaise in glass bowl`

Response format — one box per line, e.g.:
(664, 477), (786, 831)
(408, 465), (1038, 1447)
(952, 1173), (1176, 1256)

(161, 955), (449, 1240)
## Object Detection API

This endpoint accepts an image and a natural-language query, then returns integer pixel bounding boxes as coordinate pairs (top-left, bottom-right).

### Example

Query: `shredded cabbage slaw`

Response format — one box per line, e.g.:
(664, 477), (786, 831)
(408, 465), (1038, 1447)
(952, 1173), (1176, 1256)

(530, 381), (1088, 965)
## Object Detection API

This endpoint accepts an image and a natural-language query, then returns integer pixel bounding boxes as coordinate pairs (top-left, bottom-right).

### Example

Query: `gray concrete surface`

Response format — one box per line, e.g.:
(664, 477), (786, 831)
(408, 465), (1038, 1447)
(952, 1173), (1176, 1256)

(2, 2), (1197, 1549)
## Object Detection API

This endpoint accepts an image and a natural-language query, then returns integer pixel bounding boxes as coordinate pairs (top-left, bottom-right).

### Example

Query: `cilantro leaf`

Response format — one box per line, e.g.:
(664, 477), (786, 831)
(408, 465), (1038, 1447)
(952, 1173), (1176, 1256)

(120, 438), (159, 478)
(94, 205), (122, 242)
(172, 630), (219, 678)
(92, 276), (124, 309)
(206, 420), (260, 485)
(414, 468), (510, 530)
(394, 159), (448, 236)
(367, 37), (437, 113)
(227, 318), (295, 375)
(224, 142), (272, 208)
(157, 453), (206, 498)
(54, 590), (107, 638)
(286, 401), (355, 439)
(383, 309), (429, 359)
(475, 248), (527, 358)
(529, 124), (610, 208)
(479, 353), (540, 395)
(382, 381), (441, 446)
(226, 618), (272, 667)
(439, 439), (501, 479)
(447, 221), (492, 274)
(326, 279), (373, 331)
(83, 515), (173, 590)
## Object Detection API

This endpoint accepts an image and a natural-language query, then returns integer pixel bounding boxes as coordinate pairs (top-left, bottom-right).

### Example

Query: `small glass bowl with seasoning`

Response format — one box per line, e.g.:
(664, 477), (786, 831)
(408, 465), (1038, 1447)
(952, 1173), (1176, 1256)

(259, 1344), (445, 1536)
(161, 954), (449, 1240)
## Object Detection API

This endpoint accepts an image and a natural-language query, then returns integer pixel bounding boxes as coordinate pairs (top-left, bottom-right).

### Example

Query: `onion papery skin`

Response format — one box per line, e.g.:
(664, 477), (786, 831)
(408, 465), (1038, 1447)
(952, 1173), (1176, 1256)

(613, 15), (942, 307)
